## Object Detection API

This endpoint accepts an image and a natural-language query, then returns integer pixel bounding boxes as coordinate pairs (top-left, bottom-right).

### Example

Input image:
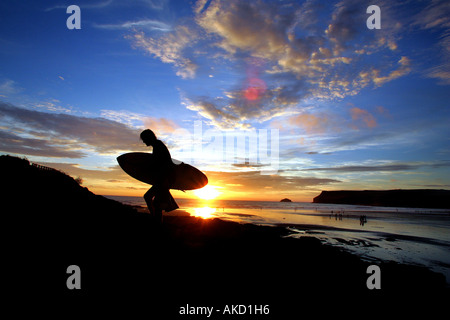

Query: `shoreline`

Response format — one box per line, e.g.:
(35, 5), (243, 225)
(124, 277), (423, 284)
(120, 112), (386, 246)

(3, 156), (448, 314)
(159, 204), (450, 285)
(107, 194), (450, 212)
(136, 203), (450, 285)
(6, 196), (449, 314)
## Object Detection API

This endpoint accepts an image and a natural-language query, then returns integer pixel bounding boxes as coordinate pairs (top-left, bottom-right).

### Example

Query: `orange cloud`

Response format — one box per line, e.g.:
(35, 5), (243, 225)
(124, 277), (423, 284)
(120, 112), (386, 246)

(288, 113), (332, 134)
(350, 107), (377, 128)
(373, 56), (411, 87)
(142, 117), (179, 136)
(203, 170), (340, 201)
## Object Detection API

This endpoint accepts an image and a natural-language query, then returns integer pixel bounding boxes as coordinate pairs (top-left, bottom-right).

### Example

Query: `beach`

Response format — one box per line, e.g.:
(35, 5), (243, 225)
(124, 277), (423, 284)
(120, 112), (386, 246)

(3, 156), (448, 316)
(109, 196), (450, 285)
(6, 198), (449, 316)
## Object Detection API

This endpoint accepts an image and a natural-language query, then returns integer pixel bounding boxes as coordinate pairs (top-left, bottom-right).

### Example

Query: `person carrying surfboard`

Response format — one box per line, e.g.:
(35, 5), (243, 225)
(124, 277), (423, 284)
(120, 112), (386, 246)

(140, 129), (179, 224)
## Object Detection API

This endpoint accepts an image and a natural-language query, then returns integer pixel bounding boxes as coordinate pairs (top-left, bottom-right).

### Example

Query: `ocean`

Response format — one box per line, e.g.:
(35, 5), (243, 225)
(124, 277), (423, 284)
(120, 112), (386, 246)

(106, 195), (450, 284)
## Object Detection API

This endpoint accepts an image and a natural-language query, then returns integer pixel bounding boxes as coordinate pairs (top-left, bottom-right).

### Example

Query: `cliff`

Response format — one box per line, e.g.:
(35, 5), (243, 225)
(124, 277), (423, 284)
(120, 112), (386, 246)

(313, 189), (450, 209)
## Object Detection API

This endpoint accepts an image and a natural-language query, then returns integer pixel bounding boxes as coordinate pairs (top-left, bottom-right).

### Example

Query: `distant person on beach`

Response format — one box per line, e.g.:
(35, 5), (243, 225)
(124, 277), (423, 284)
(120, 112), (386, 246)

(360, 215), (367, 226)
(140, 129), (179, 224)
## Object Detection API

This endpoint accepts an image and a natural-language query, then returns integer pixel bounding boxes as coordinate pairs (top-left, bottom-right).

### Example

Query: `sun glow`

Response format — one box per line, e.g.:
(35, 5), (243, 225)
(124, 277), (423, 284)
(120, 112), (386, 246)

(193, 185), (221, 200)
(191, 207), (216, 219)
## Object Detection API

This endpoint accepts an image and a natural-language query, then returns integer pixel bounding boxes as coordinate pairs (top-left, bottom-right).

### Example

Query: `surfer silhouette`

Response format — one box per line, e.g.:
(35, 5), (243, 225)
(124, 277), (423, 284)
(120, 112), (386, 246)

(140, 129), (179, 223)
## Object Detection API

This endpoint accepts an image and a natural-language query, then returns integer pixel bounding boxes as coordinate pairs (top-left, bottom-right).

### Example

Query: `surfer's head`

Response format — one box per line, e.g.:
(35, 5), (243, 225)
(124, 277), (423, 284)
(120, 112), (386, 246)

(140, 129), (157, 146)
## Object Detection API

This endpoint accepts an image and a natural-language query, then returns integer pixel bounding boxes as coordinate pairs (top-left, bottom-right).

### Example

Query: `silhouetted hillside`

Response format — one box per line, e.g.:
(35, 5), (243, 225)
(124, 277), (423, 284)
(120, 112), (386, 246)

(1, 154), (130, 211)
(2, 154), (152, 300)
(2, 155), (143, 241)
(313, 189), (450, 209)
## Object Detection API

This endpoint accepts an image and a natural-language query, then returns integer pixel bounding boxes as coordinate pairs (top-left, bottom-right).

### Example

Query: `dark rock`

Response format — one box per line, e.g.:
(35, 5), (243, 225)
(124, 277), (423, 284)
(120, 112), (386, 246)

(313, 189), (450, 209)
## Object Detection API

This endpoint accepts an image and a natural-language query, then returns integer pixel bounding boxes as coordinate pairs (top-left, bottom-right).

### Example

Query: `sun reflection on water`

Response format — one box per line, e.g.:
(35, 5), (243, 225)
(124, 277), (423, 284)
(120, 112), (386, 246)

(190, 207), (216, 219)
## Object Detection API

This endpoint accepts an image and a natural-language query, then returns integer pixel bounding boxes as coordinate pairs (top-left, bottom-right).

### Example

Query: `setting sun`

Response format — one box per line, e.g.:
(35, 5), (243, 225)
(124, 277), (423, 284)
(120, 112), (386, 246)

(193, 185), (221, 200)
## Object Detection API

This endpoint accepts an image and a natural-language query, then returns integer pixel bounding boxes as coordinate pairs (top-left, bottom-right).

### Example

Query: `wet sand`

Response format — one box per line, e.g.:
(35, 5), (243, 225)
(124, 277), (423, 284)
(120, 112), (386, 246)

(7, 207), (449, 316)
(171, 202), (450, 285)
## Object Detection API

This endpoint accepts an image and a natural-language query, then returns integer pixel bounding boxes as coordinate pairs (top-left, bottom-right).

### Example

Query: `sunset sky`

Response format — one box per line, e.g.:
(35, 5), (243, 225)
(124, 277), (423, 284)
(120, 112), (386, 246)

(0, 0), (449, 201)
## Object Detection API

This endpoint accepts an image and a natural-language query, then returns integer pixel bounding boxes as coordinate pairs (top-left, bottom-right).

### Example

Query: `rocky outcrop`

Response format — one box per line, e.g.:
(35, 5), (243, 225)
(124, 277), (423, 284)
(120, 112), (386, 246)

(313, 189), (450, 209)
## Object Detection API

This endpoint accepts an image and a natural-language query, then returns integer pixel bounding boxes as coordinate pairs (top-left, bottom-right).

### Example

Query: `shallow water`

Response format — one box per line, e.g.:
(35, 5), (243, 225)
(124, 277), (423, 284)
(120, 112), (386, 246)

(106, 196), (450, 283)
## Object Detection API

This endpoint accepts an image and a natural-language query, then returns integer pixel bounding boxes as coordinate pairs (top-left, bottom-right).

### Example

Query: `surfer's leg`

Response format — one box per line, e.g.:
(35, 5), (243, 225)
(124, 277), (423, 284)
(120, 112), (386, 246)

(145, 186), (163, 225)
(153, 201), (163, 225)
(144, 187), (156, 215)
(152, 185), (165, 224)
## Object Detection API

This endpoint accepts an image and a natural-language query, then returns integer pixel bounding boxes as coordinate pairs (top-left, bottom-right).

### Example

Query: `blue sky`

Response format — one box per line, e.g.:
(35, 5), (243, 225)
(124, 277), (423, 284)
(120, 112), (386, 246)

(0, 0), (449, 201)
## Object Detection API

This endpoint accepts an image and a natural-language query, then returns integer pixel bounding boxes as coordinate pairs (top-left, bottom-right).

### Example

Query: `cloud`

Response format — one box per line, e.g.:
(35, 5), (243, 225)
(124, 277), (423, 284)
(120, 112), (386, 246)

(413, 0), (450, 30)
(0, 101), (143, 158)
(283, 123), (420, 155)
(372, 56), (411, 87)
(232, 163), (268, 169)
(288, 112), (334, 134)
(35, 100), (73, 113)
(129, 26), (198, 79)
(197, 1), (297, 60)
(123, 0), (417, 130)
(0, 130), (84, 158)
(45, 0), (169, 13)
(196, 0), (325, 80)
(350, 107), (377, 128)
(196, 0), (378, 80)
(412, 0), (450, 84)
(100, 110), (181, 137)
(302, 161), (450, 173)
(181, 0), (414, 129)
(325, 0), (363, 52)
(185, 91), (300, 130)
(185, 99), (250, 130)
(142, 117), (180, 136)
(426, 65), (450, 85)
(306, 164), (415, 173)
(205, 170), (340, 193)
(45, 0), (113, 11)
(0, 79), (22, 95)
(273, 106), (378, 138)
(314, 55), (411, 99)
(140, 0), (168, 10)
(100, 109), (145, 127)
(94, 19), (172, 32)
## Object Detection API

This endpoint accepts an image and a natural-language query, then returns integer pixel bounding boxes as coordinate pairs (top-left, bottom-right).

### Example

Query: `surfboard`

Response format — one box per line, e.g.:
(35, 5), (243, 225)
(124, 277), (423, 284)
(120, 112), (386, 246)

(117, 152), (208, 191)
